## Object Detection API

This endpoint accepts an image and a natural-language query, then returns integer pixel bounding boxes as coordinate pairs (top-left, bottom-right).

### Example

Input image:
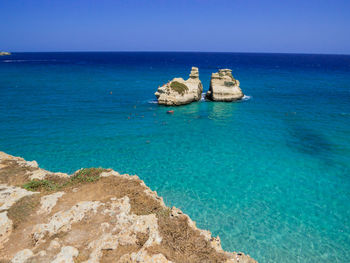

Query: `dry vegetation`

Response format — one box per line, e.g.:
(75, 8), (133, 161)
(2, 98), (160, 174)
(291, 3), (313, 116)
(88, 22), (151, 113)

(150, 214), (229, 263)
(7, 195), (40, 229)
(170, 81), (189, 95)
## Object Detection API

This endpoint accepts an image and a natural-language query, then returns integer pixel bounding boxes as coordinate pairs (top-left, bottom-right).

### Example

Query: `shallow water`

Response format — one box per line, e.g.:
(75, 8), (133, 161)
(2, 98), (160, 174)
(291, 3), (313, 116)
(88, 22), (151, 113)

(1, 52), (350, 262)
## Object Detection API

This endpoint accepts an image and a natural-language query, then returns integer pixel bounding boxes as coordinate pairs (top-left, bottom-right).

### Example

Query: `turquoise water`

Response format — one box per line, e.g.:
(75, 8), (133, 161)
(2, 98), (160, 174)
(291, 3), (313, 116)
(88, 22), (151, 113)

(1, 52), (349, 262)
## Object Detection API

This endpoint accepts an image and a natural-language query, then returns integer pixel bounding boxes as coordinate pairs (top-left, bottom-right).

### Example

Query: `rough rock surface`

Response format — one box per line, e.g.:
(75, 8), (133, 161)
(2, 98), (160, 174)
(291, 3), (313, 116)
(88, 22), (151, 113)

(52, 246), (79, 263)
(0, 212), (12, 249)
(206, 69), (244, 101)
(0, 152), (257, 263)
(11, 249), (34, 263)
(155, 67), (203, 106)
(37, 192), (65, 215)
(0, 185), (36, 210)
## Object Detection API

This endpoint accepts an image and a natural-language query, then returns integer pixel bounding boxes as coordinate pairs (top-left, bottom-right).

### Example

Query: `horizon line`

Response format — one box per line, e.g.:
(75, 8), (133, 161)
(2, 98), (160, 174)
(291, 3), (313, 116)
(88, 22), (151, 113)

(2, 50), (350, 56)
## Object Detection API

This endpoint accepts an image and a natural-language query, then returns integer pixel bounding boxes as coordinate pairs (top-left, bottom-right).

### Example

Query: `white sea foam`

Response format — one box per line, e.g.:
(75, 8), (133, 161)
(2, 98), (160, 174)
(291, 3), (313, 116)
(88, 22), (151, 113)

(147, 94), (250, 104)
(2, 60), (26, 63)
(147, 100), (158, 104)
(241, 95), (252, 101)
(1, 59), (57, 63)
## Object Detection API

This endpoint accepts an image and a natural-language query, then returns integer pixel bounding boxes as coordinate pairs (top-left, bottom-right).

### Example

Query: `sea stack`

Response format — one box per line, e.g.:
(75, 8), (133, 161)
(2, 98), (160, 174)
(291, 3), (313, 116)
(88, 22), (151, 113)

(0, 52), (11, 56)
(206, 69), (244, 101)
(155, 67), (203, 106)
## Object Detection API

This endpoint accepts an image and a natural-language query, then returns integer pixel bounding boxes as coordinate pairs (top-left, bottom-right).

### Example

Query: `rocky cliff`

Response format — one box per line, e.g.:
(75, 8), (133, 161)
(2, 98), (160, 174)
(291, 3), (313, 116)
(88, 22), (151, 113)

(206, 69), (244, 102)
(0, 152), (256, 263)
(155, 67), (203, 106)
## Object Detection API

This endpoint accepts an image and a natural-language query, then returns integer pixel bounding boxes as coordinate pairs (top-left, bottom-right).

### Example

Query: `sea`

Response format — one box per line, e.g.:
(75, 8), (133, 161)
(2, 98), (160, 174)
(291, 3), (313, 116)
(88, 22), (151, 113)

(1, 52), (349, 262)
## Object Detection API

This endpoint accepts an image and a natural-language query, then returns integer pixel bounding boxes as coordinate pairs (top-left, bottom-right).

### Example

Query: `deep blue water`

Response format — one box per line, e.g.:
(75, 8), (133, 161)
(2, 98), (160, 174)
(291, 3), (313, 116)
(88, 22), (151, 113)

(1, 52), (350, 262)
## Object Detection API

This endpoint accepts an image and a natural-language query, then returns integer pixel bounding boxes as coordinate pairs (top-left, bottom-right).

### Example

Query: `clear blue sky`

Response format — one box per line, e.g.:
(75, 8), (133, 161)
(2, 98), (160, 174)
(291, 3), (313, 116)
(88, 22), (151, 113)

(1, 0), (349, 54)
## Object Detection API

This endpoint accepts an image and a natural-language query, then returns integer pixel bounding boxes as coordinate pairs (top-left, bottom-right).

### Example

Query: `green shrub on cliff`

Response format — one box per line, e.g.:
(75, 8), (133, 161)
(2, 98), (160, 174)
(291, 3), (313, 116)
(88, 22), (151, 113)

(71, 168), (104, 183)
(170, 81), (188, 95)
(22, 168), (105, 192)
(23, 179), (59, 191)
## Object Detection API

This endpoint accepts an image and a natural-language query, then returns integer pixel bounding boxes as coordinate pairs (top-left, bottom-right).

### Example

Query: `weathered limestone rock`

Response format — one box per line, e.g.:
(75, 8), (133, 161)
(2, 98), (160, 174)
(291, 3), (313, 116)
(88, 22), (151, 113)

(118, 250), (172, 263)
(48, 240), (61, 251)
(28, 169), (69, 180)
(155, 67), (203, 106)
(11, 249), (34, 263)
(206, 69), (244, 101)
(52, 246), (79, 263)
(84, 196), (162, 262)
(0, 185), (37, 210)
(0, 212), (12, 249)
(100, 170), (120, 177)
(0, 152), (38, 168)
(32, 201), (102, 244)
(37, 192), (65, 215)
(0, 151), (68, 181)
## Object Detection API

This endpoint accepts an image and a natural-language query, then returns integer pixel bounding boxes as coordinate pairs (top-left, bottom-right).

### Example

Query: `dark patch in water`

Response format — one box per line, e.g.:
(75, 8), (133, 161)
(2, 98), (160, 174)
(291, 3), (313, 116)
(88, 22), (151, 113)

(284, 117), (334, 163)
(289, 127), (332, 155)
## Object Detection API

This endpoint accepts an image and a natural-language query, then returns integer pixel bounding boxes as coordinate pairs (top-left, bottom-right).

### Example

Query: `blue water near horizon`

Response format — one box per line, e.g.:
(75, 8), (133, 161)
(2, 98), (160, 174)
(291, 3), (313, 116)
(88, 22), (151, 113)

(1, 52), (350, 262)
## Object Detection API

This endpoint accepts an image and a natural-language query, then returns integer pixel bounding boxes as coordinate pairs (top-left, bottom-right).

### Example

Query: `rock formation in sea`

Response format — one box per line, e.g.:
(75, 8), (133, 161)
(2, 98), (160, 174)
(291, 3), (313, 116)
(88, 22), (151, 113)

(0, 52), (11, 56)
(206, 69), (244, 101)
(155, 67), (203, 106)
(0, 151), (256, 263)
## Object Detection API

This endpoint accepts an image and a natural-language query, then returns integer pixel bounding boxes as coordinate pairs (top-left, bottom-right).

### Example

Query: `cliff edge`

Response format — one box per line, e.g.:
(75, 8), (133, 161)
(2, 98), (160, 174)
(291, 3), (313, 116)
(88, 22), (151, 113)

(0, 152), (256, 263)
